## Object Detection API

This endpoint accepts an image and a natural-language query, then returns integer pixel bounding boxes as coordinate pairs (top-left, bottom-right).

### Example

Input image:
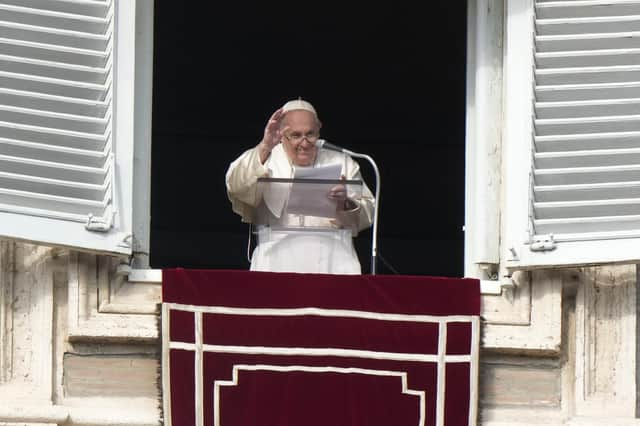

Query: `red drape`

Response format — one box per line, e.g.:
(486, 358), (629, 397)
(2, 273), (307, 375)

(162, 269), (480, 426)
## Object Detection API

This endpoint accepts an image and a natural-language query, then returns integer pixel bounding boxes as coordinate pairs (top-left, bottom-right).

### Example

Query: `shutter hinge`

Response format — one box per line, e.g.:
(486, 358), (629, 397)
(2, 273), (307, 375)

(529, 234), (556, 252)
(85, 211), (115, 232)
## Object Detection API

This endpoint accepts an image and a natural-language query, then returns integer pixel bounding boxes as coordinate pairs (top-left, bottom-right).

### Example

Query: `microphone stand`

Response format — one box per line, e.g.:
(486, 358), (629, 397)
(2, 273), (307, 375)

(341, 148), (381, 275)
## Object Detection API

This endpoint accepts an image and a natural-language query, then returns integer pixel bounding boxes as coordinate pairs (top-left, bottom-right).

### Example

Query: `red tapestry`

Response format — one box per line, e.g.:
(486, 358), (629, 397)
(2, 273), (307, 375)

(161, 269), (480, 426)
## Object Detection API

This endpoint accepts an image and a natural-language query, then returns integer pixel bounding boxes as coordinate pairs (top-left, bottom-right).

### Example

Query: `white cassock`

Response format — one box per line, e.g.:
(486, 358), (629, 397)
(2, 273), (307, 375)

(225, 143), (375, 274)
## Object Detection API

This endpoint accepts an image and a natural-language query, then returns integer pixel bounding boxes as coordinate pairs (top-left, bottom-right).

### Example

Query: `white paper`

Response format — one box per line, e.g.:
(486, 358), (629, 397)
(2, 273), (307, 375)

(286, 163), (342, 218)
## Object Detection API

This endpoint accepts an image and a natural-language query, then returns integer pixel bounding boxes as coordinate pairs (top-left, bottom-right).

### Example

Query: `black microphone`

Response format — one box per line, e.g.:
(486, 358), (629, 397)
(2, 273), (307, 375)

(315, 139), (346, 152)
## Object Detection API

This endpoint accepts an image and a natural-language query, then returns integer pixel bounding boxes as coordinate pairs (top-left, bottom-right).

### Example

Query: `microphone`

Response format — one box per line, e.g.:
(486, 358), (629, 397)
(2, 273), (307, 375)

(315, 139), (346, 153)
(315, 138), (382, 275)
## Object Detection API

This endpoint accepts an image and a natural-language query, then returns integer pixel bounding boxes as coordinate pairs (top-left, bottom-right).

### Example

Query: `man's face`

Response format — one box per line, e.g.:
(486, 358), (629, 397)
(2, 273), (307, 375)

(281, 110), (320, 167)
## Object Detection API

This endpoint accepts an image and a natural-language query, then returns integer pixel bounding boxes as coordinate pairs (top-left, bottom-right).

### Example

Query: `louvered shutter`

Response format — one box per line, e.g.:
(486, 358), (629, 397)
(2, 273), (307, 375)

(501, 0), (640, 268)
(0, 0), (143, 255)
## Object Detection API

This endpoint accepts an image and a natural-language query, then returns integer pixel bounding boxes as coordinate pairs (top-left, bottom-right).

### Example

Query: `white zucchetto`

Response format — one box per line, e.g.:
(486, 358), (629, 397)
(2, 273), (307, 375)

(281, 99), (317, 116)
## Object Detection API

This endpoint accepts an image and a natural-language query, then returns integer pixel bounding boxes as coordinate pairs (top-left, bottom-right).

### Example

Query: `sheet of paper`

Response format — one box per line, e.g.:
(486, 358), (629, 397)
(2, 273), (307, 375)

(286, 163), (342, 218)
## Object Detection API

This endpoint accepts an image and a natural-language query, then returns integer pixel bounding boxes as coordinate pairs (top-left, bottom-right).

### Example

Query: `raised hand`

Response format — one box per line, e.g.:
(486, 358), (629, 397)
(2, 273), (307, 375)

(258, 108), (287, 163)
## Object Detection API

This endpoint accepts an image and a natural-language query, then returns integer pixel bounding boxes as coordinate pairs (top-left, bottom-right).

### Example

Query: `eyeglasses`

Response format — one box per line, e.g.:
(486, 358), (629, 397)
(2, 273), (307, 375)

(283, 131), (320, 143)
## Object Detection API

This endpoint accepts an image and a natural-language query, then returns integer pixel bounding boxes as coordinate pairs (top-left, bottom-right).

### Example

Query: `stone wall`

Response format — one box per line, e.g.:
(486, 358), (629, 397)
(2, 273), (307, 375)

(0, 241), (160, 426)
(1, 240), (637, 425)
(480, 265), (638, 425)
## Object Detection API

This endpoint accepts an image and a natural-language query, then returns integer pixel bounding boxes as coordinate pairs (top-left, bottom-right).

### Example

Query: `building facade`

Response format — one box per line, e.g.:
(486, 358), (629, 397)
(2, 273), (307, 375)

(1, 0), (639, 425)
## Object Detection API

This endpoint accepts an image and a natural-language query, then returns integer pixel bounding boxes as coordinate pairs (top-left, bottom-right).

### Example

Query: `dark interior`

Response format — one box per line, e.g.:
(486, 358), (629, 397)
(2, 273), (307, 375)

(151, 3), (468, 277)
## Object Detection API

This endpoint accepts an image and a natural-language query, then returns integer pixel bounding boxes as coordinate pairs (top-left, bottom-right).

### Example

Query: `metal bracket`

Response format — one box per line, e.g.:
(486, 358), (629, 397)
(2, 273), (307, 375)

(85, 210), (115, 232)
(529, 234), (557, 252)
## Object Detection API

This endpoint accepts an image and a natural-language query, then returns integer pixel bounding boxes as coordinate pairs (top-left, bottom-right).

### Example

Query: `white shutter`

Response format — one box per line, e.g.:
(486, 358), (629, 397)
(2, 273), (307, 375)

(0, 0), (143, 255)
(502, 0), (640, 268)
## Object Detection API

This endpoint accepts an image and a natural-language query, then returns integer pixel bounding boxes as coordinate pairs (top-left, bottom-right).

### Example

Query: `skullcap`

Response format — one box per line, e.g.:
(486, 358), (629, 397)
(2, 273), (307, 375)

(281, 98), (317, 116)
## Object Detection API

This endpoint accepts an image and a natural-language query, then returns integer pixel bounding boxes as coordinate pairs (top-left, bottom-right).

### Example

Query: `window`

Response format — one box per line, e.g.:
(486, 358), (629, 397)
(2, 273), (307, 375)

(497, 0), (640, 269)
(0, 0), (151, 256)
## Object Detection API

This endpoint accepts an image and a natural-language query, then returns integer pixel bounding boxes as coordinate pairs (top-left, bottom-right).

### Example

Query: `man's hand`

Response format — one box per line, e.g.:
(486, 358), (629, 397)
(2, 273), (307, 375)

(257, 108), (287, 163)
(329, 175), (357, 211)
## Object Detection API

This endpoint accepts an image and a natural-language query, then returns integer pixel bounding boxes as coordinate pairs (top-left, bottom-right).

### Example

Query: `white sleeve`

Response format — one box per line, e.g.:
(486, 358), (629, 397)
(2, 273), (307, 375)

(225, 146), (270, 222)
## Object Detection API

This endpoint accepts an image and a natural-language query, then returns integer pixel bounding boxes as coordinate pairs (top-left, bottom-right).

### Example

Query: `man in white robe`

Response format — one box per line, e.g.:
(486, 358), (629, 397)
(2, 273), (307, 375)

(225, 99), (375, 274)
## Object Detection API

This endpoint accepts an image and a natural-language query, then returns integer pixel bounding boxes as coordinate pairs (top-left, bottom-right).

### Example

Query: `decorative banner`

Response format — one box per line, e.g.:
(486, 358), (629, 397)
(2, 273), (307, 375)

(162, 269), (480, 426)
